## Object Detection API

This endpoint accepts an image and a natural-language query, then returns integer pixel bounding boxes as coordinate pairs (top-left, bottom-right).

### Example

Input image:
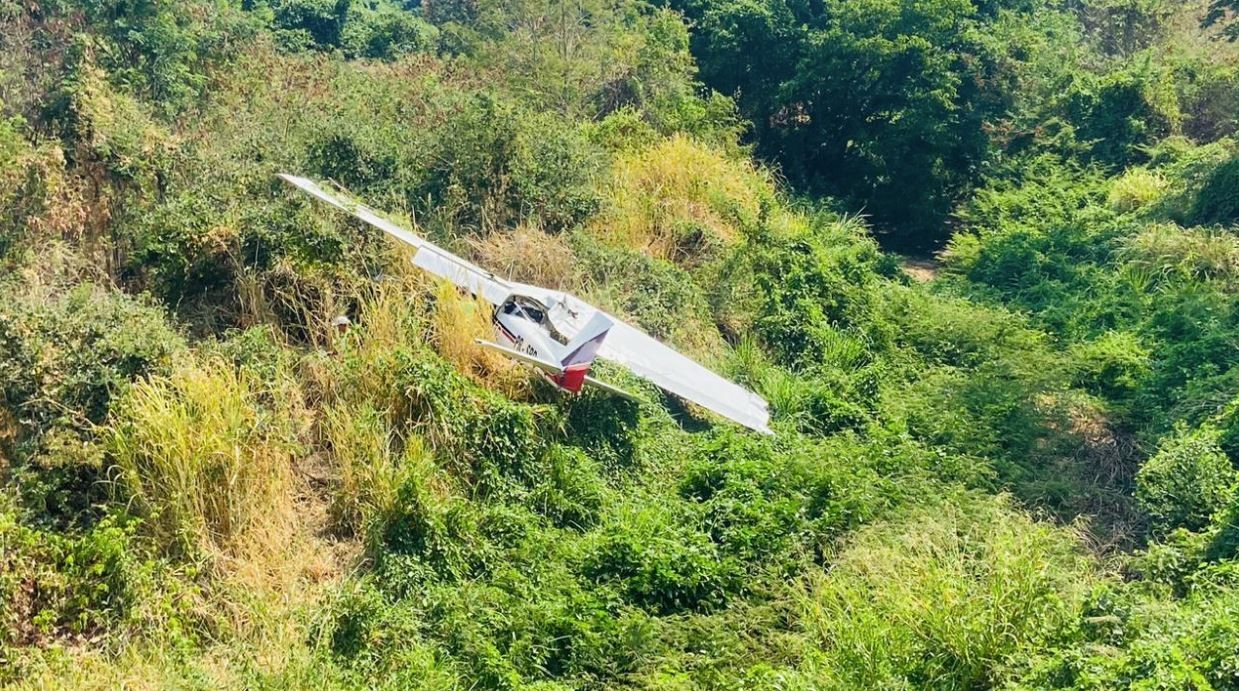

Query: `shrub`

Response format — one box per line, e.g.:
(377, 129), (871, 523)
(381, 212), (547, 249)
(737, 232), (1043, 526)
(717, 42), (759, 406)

(416, 96), (602, 233)
(794, 498), (1093, 689)
(527, 445), (606, 530)
(509, 115), (604, 232)
(0, 283), (183, 435)
(0, 281), (182, 525)
(728, 216), (881, 370)
(1190, 154), (1239, 227)
(677, 431), (881, 570)
(1011, 584), (1239, 690)
(341, 5), (439, 60)
(1135, 426), (1236, 534)
(270, 0), (352, 50)
(1069, 68), (1179, 169)
(0, 507), (164, 664)
(1067, 330), (1151, 401)
(582, 503), (739, 615)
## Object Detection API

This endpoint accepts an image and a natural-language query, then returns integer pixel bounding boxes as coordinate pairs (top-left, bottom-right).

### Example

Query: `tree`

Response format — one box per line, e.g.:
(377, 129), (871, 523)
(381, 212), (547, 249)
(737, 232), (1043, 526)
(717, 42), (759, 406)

(669, 0), (1040, 249)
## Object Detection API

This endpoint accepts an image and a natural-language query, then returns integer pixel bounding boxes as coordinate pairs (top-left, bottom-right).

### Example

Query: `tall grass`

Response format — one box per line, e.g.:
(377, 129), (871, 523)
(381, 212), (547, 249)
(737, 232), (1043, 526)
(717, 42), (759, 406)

(109, 358), (299, 561)
(469, 222), (582, 289)
(323, 402), (431, 540)
(428, 279), (531, 398)
(1120, 222), (1239, 283)
(794, 497), (1095, 689)
(590, 135), (774, 265)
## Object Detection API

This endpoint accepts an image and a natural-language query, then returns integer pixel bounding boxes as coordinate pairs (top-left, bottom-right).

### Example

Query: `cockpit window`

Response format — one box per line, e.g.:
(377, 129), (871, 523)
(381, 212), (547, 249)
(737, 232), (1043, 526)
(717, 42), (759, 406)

(502, 296), (548, 324)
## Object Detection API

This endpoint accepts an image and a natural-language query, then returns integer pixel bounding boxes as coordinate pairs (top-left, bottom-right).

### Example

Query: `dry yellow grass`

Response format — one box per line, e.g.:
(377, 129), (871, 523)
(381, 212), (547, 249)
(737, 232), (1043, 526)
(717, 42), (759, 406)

(589, 135), (776, 265)
(109, 358), (299, 564)
(469, 222), (582, 289)
(429, 279), (532, 398)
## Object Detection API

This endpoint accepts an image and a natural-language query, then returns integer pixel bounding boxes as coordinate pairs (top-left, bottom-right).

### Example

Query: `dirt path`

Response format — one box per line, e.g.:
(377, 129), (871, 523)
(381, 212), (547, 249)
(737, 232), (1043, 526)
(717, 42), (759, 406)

(900, 256), (941, 283)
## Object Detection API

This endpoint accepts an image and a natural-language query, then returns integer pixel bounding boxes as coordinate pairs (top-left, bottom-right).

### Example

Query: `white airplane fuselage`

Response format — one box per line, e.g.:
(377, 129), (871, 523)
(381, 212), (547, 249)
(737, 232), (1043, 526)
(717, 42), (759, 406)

(491, 304), (564, 363)
(483, 294), (615, 395)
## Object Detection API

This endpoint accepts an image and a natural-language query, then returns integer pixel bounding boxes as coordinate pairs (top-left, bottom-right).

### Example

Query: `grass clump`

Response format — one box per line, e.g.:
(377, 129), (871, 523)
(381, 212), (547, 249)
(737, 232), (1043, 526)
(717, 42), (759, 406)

(108, 357), (300, 561)
(1106, 166), (1167, 212)
(793, 497), (1095, 689)
(589, 135), (775, 266)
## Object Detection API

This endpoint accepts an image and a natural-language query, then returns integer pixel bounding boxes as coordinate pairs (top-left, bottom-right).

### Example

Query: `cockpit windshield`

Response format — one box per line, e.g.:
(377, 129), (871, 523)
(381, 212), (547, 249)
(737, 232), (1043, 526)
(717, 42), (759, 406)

(500, 296), (564, 342)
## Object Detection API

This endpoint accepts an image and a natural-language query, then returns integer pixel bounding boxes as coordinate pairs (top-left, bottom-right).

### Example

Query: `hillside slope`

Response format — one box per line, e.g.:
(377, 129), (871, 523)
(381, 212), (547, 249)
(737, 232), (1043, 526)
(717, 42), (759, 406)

(2, 1), (1239, 688)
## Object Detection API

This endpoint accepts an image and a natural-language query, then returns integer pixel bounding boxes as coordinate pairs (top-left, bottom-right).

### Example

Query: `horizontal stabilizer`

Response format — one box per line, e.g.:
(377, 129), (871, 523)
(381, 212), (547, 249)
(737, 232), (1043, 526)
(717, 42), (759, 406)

(583, 376), (642, 402)
(474, 339), (563, 374)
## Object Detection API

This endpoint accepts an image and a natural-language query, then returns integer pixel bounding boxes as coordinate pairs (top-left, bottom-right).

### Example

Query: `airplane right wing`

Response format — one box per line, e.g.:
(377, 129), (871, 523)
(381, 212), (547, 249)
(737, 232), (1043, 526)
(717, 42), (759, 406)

(598, 322), (773, 435)
(279, 174), (512, 305)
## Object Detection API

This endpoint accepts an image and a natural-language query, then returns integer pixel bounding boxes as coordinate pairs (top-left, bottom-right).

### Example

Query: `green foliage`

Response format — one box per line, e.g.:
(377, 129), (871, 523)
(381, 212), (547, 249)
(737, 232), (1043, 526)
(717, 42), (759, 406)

(1136, 427), (1236, 534)
(269, 0), (352, 50)
(0, 281), (183, 525)
(6, 0), (1239, 685)
(582, 502), (738, 615)
(673, 0), (1051, 247)
(1068, 330), (1151, 401)
(0, 506), (177, 680)
(1190, 154), (1239, 227)
(1068, 67), (1180, 169)
(1076, 0), (1175, 55)
(716, 214), (882, 370)
(795, 497), (1094, 689)
(413, 95), (604, 233)
(64, 0), (261, 112)
(14, 289), (176, 426)
(1206, 0), (1239, 41)
(340, 6), (438, 60)
(1012, 584), (1239, 689)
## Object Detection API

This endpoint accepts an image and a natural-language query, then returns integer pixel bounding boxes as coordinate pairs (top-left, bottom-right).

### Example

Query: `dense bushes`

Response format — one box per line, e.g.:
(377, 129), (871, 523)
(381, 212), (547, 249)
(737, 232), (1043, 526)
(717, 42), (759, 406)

(0, 509), (166, 678)
(793, 498), (1095, 689)
(1190, 154), (1239, 226)
(0, 280), (183, 525)
(1136, 427), (1236, 534)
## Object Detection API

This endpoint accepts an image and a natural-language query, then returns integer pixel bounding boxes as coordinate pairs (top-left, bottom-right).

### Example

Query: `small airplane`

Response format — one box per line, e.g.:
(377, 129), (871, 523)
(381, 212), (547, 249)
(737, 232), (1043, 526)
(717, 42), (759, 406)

(279, 174), (773, 435)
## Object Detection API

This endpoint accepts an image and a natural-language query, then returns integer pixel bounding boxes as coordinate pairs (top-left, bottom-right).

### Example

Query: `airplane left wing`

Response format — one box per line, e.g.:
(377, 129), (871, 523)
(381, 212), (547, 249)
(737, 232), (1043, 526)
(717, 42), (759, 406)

(279, 174), (511, 305)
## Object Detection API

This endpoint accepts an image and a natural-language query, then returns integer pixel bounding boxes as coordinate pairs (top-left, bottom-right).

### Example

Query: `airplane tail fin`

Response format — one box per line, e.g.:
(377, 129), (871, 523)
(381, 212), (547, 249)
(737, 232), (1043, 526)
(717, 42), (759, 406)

(556, 312), (613, 393)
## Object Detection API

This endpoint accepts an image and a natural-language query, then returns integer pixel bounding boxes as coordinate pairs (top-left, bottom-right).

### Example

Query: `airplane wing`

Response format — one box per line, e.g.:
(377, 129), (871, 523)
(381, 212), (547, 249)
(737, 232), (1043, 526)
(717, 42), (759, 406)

(583, 375), (642, 402)
(525, 286), (772, 434)
(597, 322), (772, 434)
(474, 339), (562, 374)
(279, 174), (512, 305)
